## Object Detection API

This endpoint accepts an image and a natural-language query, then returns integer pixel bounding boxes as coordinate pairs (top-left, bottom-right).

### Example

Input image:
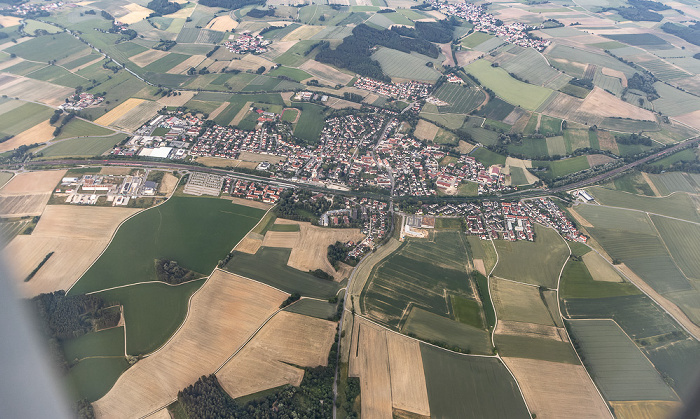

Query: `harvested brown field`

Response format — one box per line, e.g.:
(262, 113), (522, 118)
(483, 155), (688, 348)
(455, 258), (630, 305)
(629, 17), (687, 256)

(539, 92), (583, 121)
(299, 60), (354, 86)
(0, 76), (72, 106)
(95, 98), (145, 127)
(196, 156), (257, 169)
(0, 170), (65, 194)
(610, 401), (680, 419)
(473, 258), (486, 275)
(206, 15), (238, 31)
(222, 196), (272, 210)
(117, 3), (152, 24)
(0, 57), (24, 71)
(158, 172), (179, 195)
(582, 252), (622, 283)
(283, 25), (325, 41)
(109, 100), (161, 132)
(0, 15), (21, 26)
(386, 332), (430, 417)
(4, 205), (138, 296)
(505, 157), (538, 184)
(455, 50), (483, 66)
(458, 140), (476, 154)
(596, 130), (619, 154)
(587, 154), (615, 167)
(262, 230), (300, 248)
(0, 194), (51, 217)
(100, 167), (131, 175)
(578, 87), (655, 121)
(277, 220), (364, 277)
(235, 236), (263, 254)
(0, 120), (53, 152)
(440, 43), (455, 67)
(496, 321), (567, 341)
(227, 54), (276, 73)
(156, 91), (195, 106)
(414, 119), (439, 142)
(325, 97), (361, 110)
(675, 110), (700, 131)
(349, 318), (430, 418)
(167, 55), (206, 74)
(93, 271), (287, 419)
(129, 50), (169, 68)
(503, 357), (611, 419)
(216, 311), (336, 398)
(351, 320), (394, 418)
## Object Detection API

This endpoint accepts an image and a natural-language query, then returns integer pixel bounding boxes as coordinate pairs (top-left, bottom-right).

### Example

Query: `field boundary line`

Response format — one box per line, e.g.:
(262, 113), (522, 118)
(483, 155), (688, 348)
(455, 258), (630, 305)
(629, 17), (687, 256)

(581, 201), (700, 225)
(86, 276), (207, 295)
(65, 173), (183, 295)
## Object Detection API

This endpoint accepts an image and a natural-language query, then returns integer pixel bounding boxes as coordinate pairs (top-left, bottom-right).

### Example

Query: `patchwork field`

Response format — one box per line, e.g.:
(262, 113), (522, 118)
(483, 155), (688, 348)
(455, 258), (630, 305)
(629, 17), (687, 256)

(0, 170), (66, 217)
(94, 98), (146, 127)
(587, 187), (700, 223)
(5, 205), (139, 297)
(217, 311), (336, 399)
(491, 278), (556, 326)
(92, 271), (287, 419)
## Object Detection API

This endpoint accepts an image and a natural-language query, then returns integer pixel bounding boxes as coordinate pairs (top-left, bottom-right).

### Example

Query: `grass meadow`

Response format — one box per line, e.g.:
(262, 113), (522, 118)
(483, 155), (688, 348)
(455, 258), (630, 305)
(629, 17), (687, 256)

(466, 59), (554, 110)
(40, 134), (128, 158)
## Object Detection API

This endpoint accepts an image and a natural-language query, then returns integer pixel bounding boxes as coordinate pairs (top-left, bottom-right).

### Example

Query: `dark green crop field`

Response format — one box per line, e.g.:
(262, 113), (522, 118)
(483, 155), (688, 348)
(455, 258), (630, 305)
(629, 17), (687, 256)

(225, 247), (341, 299)
(71, 196), (264, 293)
(560, 259), (640, 299)
(421, 344), (529, 418)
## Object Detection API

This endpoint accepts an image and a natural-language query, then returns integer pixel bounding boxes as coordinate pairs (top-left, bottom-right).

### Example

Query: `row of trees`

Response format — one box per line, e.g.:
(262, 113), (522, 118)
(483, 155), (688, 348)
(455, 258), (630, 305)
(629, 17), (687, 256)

(155, 259), (200, 284)
(198, 0), (264, 9)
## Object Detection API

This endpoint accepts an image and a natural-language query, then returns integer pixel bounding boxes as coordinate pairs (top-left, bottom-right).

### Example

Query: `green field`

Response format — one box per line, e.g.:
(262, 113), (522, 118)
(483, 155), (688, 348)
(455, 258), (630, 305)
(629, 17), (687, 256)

(65, 357), (130, 402)
(6, 32), (87, 62)
(587, 186), (700, 223)
(491, 278), (557, 326)
(371, 47), (442, 82)
(94, 279), (204, 355)
(499, 46), (562, 86)
(62, 326), (125, 362)
(494, 334), (579, 364)
(284, 298), (336, 319)
(650, 215), (700, 280)
(451, 295), (483, 329)
(466, 59), (553, 110)
(143, 53), (190, 73)
(0, 102), (54, 136)
(361, 231), (476, 329)
(40, 134), (127, 158)
(27, 65), (87, 88)
(421, 345), (529, 418)
(433, 83), (485, 114)
(492, 224), (569, 288)
(471, 147), (506, 167)
(560, 260), (640, 299)
(225, 247), (340, 299)
(292, 103), (327, 144)
(403, 307), (491, 354)
(568, 319), (678, 402)
(509, 167), (529, 186)
(648, 172), (699, 195)
(269, 223), (300, 232)
(534, 156), (590, 179)
(267, 66), (312, 82)
(54, 118), (114, 140)
(474, 97), (515, 121)
(507, 137), (549, 159)
(71, 196), (264, 293)
(460, 31), (494, 49)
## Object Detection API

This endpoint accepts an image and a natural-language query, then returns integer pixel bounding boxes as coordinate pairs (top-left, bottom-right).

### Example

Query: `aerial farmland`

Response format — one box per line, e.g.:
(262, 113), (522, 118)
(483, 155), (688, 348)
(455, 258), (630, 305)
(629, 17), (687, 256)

(0, 0), (700, 416)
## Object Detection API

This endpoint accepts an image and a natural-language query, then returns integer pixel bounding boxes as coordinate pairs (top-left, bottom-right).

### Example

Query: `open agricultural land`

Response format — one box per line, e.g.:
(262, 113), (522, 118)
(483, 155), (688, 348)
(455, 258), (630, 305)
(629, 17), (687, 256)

(2, 0), (700, 416)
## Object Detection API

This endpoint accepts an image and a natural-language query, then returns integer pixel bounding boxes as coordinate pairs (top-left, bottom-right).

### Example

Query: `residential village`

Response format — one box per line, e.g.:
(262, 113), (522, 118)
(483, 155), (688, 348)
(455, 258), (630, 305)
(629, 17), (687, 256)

(224, 32), (270, 55)
(353, 77), (432, 101)
(432, 0), (551, 51)
(59, 92), (104, 112)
